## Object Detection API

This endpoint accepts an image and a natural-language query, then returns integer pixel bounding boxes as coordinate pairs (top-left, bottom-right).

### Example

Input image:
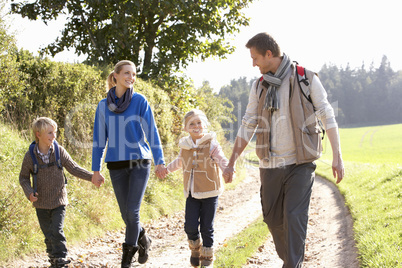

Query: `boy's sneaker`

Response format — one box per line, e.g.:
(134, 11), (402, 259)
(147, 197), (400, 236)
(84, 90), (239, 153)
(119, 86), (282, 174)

(138, 230), (152, 264)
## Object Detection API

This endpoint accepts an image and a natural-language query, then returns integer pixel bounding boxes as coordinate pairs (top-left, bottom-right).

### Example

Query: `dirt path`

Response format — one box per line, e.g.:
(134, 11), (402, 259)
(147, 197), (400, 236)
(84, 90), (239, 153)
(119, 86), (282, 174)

(9, 165), (359, 268)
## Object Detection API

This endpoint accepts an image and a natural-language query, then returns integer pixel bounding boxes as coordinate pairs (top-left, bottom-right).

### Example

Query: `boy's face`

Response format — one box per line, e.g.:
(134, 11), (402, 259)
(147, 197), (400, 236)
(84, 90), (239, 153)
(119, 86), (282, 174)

(36, 125), (57, 148)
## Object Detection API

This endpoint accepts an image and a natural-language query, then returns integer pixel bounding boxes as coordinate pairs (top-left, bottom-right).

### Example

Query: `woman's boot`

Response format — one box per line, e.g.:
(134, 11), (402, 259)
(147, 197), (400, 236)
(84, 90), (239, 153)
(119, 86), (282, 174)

(188, 238), (201, 267)
(138, 229), (152, 264)
(200, 246), (214, 267)
(121, 243), (138, 268)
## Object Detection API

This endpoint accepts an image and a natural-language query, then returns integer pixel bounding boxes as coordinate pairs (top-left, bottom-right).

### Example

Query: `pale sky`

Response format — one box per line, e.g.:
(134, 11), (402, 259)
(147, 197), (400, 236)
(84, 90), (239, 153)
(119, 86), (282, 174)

(6, 0), (402, 92)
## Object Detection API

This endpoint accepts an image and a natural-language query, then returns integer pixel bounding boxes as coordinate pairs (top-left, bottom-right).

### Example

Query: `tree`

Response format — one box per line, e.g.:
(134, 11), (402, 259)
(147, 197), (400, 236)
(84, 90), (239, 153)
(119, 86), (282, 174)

(11, 0), (253, 80)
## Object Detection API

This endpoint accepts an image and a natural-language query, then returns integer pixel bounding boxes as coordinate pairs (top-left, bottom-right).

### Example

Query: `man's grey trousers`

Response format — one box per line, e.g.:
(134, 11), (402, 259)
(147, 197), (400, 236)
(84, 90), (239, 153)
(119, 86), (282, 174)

(260, 162), (316, 268)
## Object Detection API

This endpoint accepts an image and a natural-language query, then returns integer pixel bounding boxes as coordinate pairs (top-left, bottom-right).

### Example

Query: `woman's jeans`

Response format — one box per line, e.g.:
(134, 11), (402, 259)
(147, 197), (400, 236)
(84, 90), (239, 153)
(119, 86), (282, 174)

(185, 194), (218, 248)
(109, 160), (150, 246)
(36, 205), (67, 258)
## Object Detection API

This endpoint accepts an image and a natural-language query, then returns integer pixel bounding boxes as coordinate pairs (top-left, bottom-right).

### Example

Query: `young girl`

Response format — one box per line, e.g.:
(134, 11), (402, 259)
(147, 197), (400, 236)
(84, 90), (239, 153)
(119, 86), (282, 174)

(161, 109), (229, 267)
(91, 60), (165, 267)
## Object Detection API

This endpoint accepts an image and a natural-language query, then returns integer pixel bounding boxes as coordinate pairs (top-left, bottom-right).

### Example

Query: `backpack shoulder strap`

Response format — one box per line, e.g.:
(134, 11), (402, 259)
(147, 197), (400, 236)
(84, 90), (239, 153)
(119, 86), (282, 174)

(255, 76), (265, 100)
(29, 141), (39, 174)
(295, 63), (313, 104)
(294, 62), (326, 139)
(29, 141), (38, 195)
(53, 140), (68, 185)
(53, 140), (62, 169)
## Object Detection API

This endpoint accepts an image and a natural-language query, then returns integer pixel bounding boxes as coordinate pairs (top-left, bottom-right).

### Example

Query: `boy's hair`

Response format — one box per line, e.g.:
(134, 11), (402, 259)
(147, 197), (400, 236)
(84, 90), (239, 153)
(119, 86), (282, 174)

(107, 60), (136, 90)
(183, 109), (210, 128)
(246, 32), (281, 57)
(32, 117), (58, 142)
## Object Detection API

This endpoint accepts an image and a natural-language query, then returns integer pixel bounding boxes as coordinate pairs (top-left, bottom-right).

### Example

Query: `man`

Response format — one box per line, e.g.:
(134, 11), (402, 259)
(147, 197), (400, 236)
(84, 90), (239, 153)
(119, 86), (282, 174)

(223, 32), (344, 268)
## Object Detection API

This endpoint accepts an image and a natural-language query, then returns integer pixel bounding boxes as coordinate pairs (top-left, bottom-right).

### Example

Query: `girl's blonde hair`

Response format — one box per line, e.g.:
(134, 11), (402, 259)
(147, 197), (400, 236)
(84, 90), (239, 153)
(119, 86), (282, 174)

(183, 109), (210, 129)
(107, 60), (136, 90)
(31, 117), (58, 142)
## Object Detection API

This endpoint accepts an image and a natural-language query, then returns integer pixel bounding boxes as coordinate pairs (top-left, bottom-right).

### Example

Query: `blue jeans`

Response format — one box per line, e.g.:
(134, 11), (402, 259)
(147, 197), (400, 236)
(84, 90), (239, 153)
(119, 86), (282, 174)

(185, 194), (218, 248)
(36, 205), (67, 258)
(109, 160), (150, 246)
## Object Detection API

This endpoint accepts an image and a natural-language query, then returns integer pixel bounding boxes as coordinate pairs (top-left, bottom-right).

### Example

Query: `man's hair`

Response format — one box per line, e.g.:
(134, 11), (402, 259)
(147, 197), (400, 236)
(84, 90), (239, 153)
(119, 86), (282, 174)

(32, 117), (58, 142)
(246, 32), (281, 57)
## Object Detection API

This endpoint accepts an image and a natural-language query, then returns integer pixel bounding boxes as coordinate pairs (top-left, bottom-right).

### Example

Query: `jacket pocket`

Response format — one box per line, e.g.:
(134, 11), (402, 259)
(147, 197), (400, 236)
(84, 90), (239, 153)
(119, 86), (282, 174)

(299, 124), (322, 161)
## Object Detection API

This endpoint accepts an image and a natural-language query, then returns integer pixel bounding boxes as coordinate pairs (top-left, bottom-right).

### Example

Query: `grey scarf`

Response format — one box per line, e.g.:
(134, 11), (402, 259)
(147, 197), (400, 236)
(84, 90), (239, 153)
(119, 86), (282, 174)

(107, 87), (133, 113)
(262, 53), (291, 111)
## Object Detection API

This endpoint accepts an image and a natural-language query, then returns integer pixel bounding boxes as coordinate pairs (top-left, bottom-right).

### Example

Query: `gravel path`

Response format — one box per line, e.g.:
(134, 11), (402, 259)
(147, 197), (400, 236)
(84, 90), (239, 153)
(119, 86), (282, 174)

(7, 165), (359, 267)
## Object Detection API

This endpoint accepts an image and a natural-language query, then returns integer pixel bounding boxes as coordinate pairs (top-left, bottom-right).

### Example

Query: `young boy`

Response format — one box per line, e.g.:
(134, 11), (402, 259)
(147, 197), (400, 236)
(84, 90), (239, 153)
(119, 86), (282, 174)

(19, 117), (96, 267)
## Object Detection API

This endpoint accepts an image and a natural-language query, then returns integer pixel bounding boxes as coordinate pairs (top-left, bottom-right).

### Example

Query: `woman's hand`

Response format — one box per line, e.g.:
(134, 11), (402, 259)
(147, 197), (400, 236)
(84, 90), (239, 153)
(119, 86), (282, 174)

(92, 171), (105, 188)
(155, 164), (168, 179)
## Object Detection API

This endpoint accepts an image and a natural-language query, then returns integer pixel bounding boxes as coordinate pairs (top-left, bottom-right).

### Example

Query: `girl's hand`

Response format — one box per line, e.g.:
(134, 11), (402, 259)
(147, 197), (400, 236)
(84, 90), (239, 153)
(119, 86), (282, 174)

(29, 192), (38, 202)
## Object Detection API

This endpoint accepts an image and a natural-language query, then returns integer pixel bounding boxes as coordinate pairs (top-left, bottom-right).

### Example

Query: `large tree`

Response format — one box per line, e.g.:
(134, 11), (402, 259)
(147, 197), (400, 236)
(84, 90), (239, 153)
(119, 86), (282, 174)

(11, 0), (253, 80)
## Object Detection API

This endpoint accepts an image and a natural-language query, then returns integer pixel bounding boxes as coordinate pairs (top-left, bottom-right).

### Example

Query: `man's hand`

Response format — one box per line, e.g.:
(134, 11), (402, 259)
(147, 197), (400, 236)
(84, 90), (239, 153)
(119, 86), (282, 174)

(332, 154), (345, 184)
(223, 165), (236, 183)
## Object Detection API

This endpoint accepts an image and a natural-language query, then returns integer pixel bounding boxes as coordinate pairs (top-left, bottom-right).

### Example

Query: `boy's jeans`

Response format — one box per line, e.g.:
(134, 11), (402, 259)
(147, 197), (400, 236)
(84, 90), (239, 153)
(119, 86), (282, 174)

(109, 160), (151, 246)
(36, 205), (67, 258)
(185, 194), (218, 247)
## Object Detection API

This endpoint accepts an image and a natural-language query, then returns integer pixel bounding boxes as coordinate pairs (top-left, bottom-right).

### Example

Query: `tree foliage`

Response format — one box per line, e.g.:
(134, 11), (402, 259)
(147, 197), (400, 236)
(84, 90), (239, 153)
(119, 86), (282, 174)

(219, 58), (402, 131)
(10, 0), (253, 80)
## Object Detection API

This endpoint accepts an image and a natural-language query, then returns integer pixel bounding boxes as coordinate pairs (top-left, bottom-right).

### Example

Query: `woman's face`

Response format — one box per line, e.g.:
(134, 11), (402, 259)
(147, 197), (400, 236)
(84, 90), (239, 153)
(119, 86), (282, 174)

(114, 64), (136, 90)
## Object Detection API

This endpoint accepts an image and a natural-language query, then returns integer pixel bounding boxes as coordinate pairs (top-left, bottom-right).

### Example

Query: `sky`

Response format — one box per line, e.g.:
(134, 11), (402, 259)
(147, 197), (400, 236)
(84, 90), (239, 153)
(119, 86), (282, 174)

(5, 0), (402, 92)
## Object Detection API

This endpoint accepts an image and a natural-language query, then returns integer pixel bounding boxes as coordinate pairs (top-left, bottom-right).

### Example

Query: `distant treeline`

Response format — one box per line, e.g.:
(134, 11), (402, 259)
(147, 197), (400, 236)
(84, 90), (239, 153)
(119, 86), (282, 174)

(219, 56), (402, 140)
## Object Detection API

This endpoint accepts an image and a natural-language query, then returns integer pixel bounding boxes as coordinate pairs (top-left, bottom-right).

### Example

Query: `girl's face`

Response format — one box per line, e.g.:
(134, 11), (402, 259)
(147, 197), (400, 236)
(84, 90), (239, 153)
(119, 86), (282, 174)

(114, 64), (136, 90)
(36, 125), (57, 148)
(185, 115), (207, 142)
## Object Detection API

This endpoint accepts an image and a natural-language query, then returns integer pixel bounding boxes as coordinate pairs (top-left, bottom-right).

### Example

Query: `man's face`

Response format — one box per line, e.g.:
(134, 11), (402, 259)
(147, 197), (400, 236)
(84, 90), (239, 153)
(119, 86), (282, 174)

(250, 47), (272, 74)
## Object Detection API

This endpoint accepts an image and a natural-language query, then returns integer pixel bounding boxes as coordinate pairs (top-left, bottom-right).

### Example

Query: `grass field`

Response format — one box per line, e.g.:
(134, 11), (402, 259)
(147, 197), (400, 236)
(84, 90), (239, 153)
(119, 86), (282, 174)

(237, 124), (402, 267)
(317, 124), (402, 267)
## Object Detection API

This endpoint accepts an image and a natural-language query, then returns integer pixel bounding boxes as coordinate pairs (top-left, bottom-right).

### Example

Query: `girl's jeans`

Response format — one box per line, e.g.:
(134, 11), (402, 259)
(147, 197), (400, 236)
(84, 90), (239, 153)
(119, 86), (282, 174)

(109, 160), (150, 246)
(185, 194), (218, 248)
(36, 205), (67, 258)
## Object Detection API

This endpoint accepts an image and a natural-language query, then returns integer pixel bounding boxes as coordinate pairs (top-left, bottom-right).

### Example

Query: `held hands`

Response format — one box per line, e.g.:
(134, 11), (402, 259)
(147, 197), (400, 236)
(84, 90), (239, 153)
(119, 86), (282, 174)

(223, 165), (235, 183)
(155, 164), (168, 179)
(91, 172), (105, 188)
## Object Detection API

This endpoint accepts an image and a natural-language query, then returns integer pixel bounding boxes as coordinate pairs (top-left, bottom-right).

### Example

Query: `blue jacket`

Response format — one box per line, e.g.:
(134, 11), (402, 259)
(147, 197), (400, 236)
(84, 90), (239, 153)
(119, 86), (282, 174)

(92, 92), (165, 171)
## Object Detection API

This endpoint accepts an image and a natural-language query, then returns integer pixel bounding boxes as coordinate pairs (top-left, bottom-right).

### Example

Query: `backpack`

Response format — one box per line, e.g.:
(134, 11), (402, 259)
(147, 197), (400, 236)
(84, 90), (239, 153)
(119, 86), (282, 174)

(256, 62), (325, 138)
(29, 140), (67, 195)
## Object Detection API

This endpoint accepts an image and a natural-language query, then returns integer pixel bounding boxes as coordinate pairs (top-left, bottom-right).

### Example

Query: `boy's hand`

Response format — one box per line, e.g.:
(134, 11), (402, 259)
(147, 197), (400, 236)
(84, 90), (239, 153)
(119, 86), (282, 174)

(91, 172), (105, 188)
(223, 165), (235, 183)
(29, 192), (38, 202)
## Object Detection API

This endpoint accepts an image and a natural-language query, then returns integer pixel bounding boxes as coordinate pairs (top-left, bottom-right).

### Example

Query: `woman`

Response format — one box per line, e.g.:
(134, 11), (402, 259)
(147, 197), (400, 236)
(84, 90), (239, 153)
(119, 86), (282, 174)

(91, 60), (165, 267)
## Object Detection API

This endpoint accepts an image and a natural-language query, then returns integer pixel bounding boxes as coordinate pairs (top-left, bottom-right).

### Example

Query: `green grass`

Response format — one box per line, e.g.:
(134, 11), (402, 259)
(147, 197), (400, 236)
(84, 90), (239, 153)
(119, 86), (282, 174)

(240, 124), (402, 267)
(0, 120), (185, 264)
(214, 216), (269, 267)
(317, 124), (402, 267)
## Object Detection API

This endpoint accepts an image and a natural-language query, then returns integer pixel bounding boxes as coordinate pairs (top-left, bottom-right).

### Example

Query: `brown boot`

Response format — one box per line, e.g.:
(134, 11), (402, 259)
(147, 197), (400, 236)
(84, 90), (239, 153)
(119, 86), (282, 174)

(188, 238), (201, 267)
(200, 246), (214, 267)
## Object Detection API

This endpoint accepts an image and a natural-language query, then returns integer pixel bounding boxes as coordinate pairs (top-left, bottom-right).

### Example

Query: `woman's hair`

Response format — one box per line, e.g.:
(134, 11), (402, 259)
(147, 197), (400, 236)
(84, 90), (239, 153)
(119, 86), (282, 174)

(107, 60), (136, 90)
(31, 117), (58, 142)
(183, 109), (210, 129)
(245, 32), (281, 57)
